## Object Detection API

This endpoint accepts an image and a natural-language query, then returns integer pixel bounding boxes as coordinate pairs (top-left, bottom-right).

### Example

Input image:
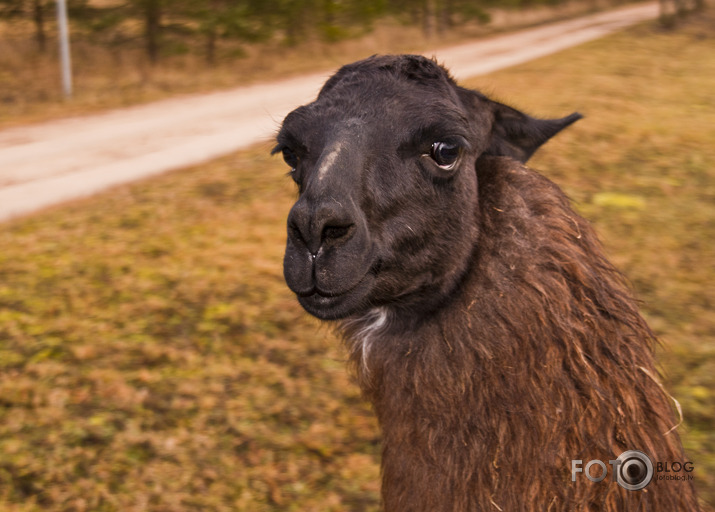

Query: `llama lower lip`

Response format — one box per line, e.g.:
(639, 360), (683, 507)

(299, 292), (350, 319)
(298, 275), (374, 320)
(308, 292), (342, 306)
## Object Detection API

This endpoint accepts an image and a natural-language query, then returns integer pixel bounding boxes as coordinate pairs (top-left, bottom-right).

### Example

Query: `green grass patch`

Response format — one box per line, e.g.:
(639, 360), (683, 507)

(1, 11), (714, 511)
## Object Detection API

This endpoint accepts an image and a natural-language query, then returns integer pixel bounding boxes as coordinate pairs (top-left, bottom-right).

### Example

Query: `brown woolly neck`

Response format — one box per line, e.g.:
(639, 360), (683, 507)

(340, 157), (700, 511)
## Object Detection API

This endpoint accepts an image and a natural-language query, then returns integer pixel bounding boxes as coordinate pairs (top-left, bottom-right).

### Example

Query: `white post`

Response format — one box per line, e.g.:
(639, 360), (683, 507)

(56, 0), (72, 98)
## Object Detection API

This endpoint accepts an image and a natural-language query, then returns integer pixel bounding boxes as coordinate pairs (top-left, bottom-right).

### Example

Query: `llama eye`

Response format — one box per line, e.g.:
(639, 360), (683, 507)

(282, 147), (299, 171)
(430, 142), (460, 169)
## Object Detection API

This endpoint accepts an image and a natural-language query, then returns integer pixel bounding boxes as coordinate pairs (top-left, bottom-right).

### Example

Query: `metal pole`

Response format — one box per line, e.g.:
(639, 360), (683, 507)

(56, 0), (72, 98)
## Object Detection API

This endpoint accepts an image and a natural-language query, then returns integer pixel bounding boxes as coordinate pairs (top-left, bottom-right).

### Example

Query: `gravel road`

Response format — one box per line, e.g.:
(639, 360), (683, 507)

(0, 2), (658, 221)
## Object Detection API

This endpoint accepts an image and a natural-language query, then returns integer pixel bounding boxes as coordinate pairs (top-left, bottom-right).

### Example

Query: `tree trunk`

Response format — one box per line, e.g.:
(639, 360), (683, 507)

(32, 0), (46, 52)
(205, 0), (222, 65)
(674, 0), (688, 16)
(205, 27), (217, 65)
(438, 0), (453, 35)
(144, 0), (161, 64)
(658, 0), (676, 28)
(409, 4), (420, 25)
(422, 0), (436, 38)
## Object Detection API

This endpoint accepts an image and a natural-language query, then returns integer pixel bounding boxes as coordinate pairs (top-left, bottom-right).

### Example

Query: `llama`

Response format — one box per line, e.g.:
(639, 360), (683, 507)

(274, 55), (701, 511)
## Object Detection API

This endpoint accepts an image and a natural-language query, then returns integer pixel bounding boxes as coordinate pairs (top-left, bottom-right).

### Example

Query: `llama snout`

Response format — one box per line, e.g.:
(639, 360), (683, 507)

(284, 188), (376, 320)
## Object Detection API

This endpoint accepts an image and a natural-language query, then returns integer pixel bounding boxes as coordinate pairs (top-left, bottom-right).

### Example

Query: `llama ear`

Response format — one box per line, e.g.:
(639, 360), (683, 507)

(485, 100), (582, 163)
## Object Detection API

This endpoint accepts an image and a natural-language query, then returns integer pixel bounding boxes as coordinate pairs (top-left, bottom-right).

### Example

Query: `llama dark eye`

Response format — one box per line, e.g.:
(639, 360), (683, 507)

(282, 147), (299, 170)
(430, 141), (460, 169)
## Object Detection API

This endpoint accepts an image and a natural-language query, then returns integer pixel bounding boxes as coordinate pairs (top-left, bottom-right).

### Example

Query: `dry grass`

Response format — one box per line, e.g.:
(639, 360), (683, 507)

(0, 146), (383, 511)
(0, 8), (713, 512)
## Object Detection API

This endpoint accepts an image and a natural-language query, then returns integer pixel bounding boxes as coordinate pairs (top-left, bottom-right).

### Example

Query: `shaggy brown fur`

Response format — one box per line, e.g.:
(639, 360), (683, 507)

(341, 157), (700, 511)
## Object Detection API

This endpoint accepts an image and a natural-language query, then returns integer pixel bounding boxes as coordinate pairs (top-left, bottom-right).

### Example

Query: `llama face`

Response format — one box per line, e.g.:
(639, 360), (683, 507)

(276, 55), (579, 321)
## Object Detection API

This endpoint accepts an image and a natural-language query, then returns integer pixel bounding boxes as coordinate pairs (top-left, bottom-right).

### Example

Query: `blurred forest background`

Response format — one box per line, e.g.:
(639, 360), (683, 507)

(0, 0), (644, 62)
(0, 0), (676, 124)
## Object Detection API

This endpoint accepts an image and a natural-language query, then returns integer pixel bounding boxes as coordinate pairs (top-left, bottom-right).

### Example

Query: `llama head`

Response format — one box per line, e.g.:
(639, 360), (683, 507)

(275, 54), (580, 321)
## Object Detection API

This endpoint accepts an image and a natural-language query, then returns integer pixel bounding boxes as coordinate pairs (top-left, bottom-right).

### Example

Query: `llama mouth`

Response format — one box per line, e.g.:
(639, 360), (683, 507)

(295, 287), (343, 299)
(297, 272), (375, 320)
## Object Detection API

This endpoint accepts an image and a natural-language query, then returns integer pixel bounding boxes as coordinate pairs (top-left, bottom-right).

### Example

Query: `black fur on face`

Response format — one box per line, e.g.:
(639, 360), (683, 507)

(274, 54), (580, 321)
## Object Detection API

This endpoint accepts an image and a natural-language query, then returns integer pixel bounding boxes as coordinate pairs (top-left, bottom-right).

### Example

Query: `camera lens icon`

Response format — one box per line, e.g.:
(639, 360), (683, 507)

(614, 450), (653, 491)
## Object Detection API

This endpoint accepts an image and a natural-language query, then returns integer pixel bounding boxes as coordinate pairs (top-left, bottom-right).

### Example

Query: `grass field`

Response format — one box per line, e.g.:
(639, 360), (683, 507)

(0, 10), (714, 512)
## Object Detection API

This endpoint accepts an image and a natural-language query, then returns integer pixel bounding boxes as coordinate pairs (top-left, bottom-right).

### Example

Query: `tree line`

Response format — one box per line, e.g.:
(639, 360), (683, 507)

(0, 0), (500, 63)
(3, 0), (691, 65)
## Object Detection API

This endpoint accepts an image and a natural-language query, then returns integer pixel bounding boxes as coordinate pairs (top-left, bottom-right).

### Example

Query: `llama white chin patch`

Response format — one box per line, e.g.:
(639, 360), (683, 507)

(357, 307), (388, 370)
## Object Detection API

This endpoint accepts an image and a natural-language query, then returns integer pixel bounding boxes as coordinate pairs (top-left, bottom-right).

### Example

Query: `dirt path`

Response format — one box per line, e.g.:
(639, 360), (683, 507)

(0, 2), (658, 222)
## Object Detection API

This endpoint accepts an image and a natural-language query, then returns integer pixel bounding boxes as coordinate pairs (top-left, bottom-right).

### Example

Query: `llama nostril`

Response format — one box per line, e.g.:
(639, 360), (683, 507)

(288, 222), (305, 246)
(287, 196), (356, 254)
(321, 224), (354, 243)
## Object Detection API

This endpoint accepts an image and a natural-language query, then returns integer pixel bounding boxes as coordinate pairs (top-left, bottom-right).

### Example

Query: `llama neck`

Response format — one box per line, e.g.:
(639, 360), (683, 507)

(339, 159), (695, 511)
